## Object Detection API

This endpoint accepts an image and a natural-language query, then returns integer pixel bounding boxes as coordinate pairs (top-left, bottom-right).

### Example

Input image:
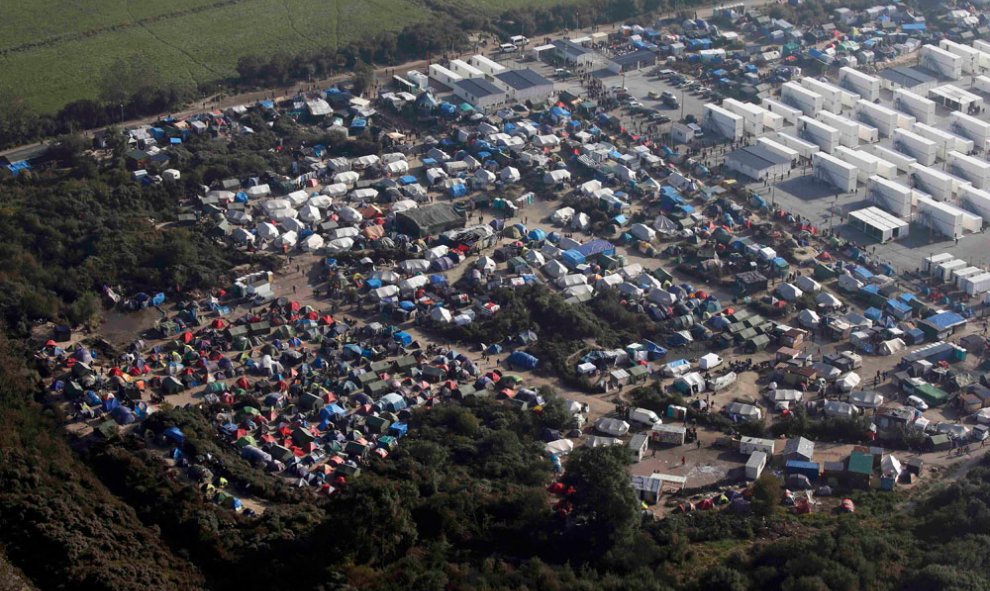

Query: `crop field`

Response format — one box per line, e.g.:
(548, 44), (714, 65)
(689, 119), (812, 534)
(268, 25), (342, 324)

(0, 0), (578, 114)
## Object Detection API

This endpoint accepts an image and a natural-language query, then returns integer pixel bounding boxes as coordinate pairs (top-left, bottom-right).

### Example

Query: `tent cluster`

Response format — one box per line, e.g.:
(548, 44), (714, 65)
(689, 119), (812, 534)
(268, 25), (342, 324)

(39, 293), (555, 502)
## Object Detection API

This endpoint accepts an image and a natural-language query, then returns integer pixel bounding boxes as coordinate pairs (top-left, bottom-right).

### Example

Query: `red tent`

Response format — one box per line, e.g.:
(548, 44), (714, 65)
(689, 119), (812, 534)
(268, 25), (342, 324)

(235, 377), (250, 389)
(180, 331), (193, 344)
(211, 319), (227, 329)
(44, 339), (57, 347)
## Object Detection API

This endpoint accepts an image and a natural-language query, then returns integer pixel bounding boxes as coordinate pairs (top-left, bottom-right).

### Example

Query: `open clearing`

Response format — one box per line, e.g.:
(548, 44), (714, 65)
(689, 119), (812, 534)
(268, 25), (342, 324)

(0, 0), (576, 114)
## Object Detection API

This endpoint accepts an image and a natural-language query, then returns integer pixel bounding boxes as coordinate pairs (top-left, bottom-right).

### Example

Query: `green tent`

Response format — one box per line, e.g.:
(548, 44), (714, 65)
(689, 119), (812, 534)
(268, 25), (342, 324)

(207, 382), (227, 394)
(162, 376), (184, 394)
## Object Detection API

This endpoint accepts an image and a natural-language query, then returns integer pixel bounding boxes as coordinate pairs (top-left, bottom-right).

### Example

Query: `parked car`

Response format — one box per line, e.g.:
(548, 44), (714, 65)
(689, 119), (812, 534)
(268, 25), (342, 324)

(906, 395), (928, 411)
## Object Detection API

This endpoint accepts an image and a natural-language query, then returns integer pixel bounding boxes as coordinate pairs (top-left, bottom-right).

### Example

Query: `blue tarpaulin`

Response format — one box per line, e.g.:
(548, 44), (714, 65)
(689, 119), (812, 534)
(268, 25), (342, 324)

(507, 351), (539, 369)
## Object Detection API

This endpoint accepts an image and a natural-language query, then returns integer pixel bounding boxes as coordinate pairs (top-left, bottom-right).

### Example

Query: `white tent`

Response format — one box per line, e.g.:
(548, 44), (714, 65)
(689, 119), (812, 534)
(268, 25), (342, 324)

(274, 231), (298, 249)
(280, 217), (307, 233)
(881, 454), (902, 478)
(321, 183), (348, 197)
(699, 353), (723, 370)
(325, 237), (354, 253)
(371, 285), (400, 300)
(476, 256), (496, 273)
(812, 362), (842, 380)
(544, 169), (571, 184)
(430, 307), (453, 323)
(262, 198), (292, 214)
(596, 274), (623, 290)
(524, 250), (546, 266)
(308, 194), (333, 208)
(849, 389), (883, 407)
(286, 190), (309, 206)
(542, 260), (567, 278)
(815, 292), (842, 308)
(545, 439), (575, 456)
(298, 204), (323, 223)
(630, 223), (657, 242)
(385, 160), (409, 175)
(350, 188), (379, 202)
(798, 308), (822, 328)
(391, 199), (418, 213)
(232, 228), (255, 243)
(837, 373), (863, 393)
(399, 259), (430, 273)
(333, 171), (360, 186)
(617, 282), (644, 298)
(777, 283), (803, 301)
(795, 276), (822, 293)
(337, 206), (362, 223)
(246, 184), (271, 198)
(879, 338), (906, 355)
(595, 417), (630, 437)
(552, 207), (575, 225)
(564, 284), (594, 298)
(499, 167), (521, 183)
(300, 234), (324, 252)
(571, 212), (590, 230)
(654, 215), (679, 233)
(557, 274), (588, 288)
(256, 222), (280, 240)
(372, 270), (401, 285)
(327, 227), (359, 240)
(399, 275), (430, 292)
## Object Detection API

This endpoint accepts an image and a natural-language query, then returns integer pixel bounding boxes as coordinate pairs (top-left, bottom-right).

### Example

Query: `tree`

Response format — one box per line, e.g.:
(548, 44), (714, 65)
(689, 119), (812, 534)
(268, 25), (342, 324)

(351, 60), (375, 96)
(563, 446), (640, 558)
(751, 473), (782, 517)
(697, 566), (750, 591)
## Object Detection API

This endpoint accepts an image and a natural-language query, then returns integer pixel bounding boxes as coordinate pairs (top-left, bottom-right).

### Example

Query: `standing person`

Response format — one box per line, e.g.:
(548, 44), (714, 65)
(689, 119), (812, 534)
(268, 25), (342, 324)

(681, 456), (686, 466)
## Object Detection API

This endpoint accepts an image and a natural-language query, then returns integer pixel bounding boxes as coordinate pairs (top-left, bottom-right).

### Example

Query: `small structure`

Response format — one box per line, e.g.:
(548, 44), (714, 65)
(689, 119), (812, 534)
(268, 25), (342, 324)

(746, 451), (767, 480)
(783, 437), (815, 462)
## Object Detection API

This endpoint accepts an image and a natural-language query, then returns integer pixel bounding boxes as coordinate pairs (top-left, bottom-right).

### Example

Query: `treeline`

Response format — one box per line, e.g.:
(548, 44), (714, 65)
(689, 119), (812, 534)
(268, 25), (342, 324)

(2, 0), (685, 148)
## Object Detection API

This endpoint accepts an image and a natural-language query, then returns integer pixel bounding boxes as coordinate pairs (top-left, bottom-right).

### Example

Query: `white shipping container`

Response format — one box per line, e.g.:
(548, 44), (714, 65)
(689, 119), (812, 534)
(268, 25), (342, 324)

(921, 44), (963, 80)
(893, 128), (937, 166)
(818, 110), (862, 148)
(868, 175), (913, 218)
(746, 451), (767, 480)
(954, 266), (982, 287)
(910, 163), (955, 201)
(893, 89), (936, 125)
(800, 115), (840, 153)
(764, 98), (803, 125)
(854, 99), (898, 137)
(840, 66), (880, 101)
(869, 144), (917, 173)
(782, 81), (823, 115)
(923, 252), (955, 273)
(949, 151), (990, 189)
(951, 111), (990, 151)
(757, 137), (799, 162)
(961, 272), (990, 295)
(813, 151), (858, 192)
(775, 132), (819, 158)
(959, 185), (990, 221)
(916, 196), (964, 238)
(937, 259), (967, 282)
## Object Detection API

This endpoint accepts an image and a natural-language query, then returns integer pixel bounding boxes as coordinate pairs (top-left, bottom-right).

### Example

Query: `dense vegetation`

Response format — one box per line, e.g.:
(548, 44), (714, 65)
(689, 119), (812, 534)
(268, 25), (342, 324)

(2, 0), (683, 148)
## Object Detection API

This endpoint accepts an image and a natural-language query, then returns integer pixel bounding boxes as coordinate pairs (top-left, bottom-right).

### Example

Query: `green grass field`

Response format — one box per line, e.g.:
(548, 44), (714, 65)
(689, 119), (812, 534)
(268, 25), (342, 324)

(0, 0), (576, 114)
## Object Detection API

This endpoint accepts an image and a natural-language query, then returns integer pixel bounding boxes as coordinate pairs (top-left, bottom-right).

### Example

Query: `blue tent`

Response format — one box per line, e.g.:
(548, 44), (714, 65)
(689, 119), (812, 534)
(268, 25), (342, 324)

(561, 249), (586, 268)
(507, 351), (539, 369)
(320, 403), (347, 420)
(388, 422), (409, 437)
(163, 427), (186, 445)
(449, 183), (467, 197)
(527, 228), (547, 241)
(110, 406), (136, 425)
(398, 175), (418, 185)
(393, 331), (413, 346)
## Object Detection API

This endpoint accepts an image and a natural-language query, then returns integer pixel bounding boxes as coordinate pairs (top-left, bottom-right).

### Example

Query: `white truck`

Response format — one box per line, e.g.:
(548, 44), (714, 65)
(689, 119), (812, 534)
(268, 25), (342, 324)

(628, 407), (662, 427)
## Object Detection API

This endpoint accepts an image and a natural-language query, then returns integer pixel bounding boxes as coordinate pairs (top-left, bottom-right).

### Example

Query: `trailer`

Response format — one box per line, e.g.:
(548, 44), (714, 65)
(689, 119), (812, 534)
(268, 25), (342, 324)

(702, 103), (744, 141)
(801, 76), (860, 113)
(959, 185), (990, 222)
(839, 66), (880, 101)
(739, 436), (775, 456)
(817, 111), (859, 147)
(893, 89), (936, 125)
(974, 74), (990, 96)
(848, 206), (910, 242)
(448, 59), (484, 79)
(960, 272), (990, 296)
(950, 111), (990, 151)
(868, 175), (914, 218)
(913, 122), (974, 159)
(868, 144), (917, 173)
(746, 451), (767, 480)
(938, 39), (981, 74)
(948, 151), (990, 189)
(910, 164), (956, 201)
(781, 81), (823, 116)
(722, 98), (768, 135)
(651, 423), (687, 445)
(834, 146), (895, 181)
(775, 132), (819, 159)
(954, 266), (983, 288)
(764, 98), (803, 125)
(923, 252), (955, 274)
(854, 99), (902, 138)
(429, 63), (463, 86)
(920, 44), (963, 80)
(936, 258), (967, 283)
(756, 137), (799, 163)
(916, 195), (965, 239)
(813, 151), (858, 192)
(799, 116), (840, 153)
(893, 128), (937, 166)
(467, 54), (506, 77)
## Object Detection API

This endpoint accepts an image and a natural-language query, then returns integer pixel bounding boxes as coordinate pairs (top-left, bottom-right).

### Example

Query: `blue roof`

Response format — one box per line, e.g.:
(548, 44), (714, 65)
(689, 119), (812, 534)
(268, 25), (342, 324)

(886, 299), (911, 313)
(924, 311), (966, 329)
(785, 460), (820, 470)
